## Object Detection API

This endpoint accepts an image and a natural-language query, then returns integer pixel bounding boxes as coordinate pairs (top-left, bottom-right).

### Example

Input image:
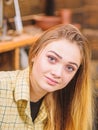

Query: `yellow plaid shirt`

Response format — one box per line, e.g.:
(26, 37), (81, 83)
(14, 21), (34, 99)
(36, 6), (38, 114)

(0, 68), (47, 130)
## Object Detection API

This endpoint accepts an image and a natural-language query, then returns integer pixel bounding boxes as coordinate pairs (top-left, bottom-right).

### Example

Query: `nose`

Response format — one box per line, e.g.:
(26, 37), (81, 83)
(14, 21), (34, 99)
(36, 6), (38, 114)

(51, 65), (63, 78)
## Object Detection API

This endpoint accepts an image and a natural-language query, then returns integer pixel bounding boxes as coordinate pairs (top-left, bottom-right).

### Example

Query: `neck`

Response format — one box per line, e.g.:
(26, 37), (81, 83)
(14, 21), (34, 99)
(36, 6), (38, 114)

(30, 84), (47, 102)
(30, 74), (48, 102)
(30, 89), (46, 102)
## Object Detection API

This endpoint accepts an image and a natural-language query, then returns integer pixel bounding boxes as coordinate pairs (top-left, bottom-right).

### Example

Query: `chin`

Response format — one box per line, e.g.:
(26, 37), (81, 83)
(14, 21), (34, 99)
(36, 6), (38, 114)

(42, 86), (58, 93)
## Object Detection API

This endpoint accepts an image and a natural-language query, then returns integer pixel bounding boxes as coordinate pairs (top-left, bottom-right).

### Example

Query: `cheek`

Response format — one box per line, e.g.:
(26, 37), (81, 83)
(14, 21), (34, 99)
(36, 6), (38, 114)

(32, 58), (46, 76)
(62, 73), (76, 86)
(33, 62), (41, 76)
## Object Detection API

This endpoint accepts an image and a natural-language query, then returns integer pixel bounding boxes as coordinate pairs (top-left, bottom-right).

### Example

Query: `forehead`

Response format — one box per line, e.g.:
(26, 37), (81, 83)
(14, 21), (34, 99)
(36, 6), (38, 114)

(42, 39), (80, 53)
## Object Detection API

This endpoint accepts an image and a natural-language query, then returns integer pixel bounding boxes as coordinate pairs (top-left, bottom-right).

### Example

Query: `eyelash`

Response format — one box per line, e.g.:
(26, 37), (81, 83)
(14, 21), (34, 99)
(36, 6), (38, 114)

(47, 55), (76, 72)
(47, 55), (57, 64)
(65, 65), (75, 72)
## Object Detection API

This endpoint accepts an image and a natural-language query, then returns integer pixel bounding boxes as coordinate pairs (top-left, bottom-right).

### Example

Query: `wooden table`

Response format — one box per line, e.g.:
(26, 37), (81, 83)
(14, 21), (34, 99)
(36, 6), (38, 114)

(0, 32), (39, 70)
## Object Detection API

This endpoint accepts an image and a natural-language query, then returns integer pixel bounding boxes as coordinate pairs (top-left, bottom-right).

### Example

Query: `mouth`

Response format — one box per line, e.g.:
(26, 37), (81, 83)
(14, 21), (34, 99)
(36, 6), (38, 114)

(45, 76), (59, 86)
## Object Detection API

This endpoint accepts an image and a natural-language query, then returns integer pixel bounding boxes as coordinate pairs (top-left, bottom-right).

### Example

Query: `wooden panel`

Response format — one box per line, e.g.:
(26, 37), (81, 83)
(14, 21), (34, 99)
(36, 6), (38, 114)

(83, 0), (98, 5)
(63, 0), (83, 8)
(14, 48), (20, 70)
(91, 60), (98, 88)
(0, 49), (20, 71)
(72, 5), (98, 29)
(4, 0), (41, 18)
(0, 51), (14, 71)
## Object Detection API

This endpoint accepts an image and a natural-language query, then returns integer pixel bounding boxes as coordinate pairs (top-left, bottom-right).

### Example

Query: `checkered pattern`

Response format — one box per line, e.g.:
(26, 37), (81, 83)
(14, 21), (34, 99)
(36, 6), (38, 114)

(0, 68), (47, 130)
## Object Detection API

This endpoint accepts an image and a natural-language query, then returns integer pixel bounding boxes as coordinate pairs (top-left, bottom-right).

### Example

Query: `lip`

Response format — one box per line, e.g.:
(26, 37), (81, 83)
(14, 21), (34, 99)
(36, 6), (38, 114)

(45, 76), (59, 86)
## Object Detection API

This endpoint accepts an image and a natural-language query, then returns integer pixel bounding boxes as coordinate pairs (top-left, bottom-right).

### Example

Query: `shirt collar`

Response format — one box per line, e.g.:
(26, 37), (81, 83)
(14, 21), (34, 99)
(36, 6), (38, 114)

(14, 67), (30, 102)
(34, 100), (48, 123)
(14, 67), (48, 123)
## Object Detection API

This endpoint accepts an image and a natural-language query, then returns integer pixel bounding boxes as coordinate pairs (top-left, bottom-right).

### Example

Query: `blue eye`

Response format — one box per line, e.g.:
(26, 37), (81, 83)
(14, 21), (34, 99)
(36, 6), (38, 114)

(47, 55), (57, 63)
(65, 65), (75, 72)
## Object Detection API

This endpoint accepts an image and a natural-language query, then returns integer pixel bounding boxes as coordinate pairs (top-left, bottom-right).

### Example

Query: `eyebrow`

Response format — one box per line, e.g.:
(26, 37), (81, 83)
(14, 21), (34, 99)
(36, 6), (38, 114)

(48, 50), (79, 68)
(68, 62), (79, 68)
(48, 50), (62, 59)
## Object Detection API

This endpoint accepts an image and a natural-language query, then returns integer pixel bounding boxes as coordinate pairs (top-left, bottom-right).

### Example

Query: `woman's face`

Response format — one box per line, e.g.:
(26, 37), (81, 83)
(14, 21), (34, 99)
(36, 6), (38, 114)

(30, 39), (81, 93)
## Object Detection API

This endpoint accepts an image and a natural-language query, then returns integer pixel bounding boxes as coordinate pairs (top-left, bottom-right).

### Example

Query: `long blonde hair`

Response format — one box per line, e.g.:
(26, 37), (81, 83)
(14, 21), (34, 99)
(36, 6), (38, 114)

(29, 24), (94, 130)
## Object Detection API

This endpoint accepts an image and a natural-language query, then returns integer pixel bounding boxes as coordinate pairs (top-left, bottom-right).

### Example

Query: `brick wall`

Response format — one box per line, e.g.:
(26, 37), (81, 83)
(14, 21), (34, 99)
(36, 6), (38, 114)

(4, 0), (42, 18)
(4, 0), (98, 19)
(4, 0), (83, 18)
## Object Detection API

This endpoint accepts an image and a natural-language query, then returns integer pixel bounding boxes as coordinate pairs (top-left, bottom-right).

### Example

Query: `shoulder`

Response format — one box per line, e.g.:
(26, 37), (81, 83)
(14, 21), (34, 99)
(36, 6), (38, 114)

(0, 67), (29, 79)
(0, 70), (19, 91)
(0, 68), (29, 90)
(0, 70), (20, 82)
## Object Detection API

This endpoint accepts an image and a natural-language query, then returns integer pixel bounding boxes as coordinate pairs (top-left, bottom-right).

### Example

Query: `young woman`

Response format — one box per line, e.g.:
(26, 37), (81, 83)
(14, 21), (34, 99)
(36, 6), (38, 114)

(0, 24), (93, 130)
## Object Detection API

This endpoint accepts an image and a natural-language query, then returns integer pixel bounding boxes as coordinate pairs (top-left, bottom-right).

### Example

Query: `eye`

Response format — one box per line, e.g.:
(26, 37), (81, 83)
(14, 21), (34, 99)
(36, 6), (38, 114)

(65, 65), (75, 72)
(47, 55), (57, 64)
